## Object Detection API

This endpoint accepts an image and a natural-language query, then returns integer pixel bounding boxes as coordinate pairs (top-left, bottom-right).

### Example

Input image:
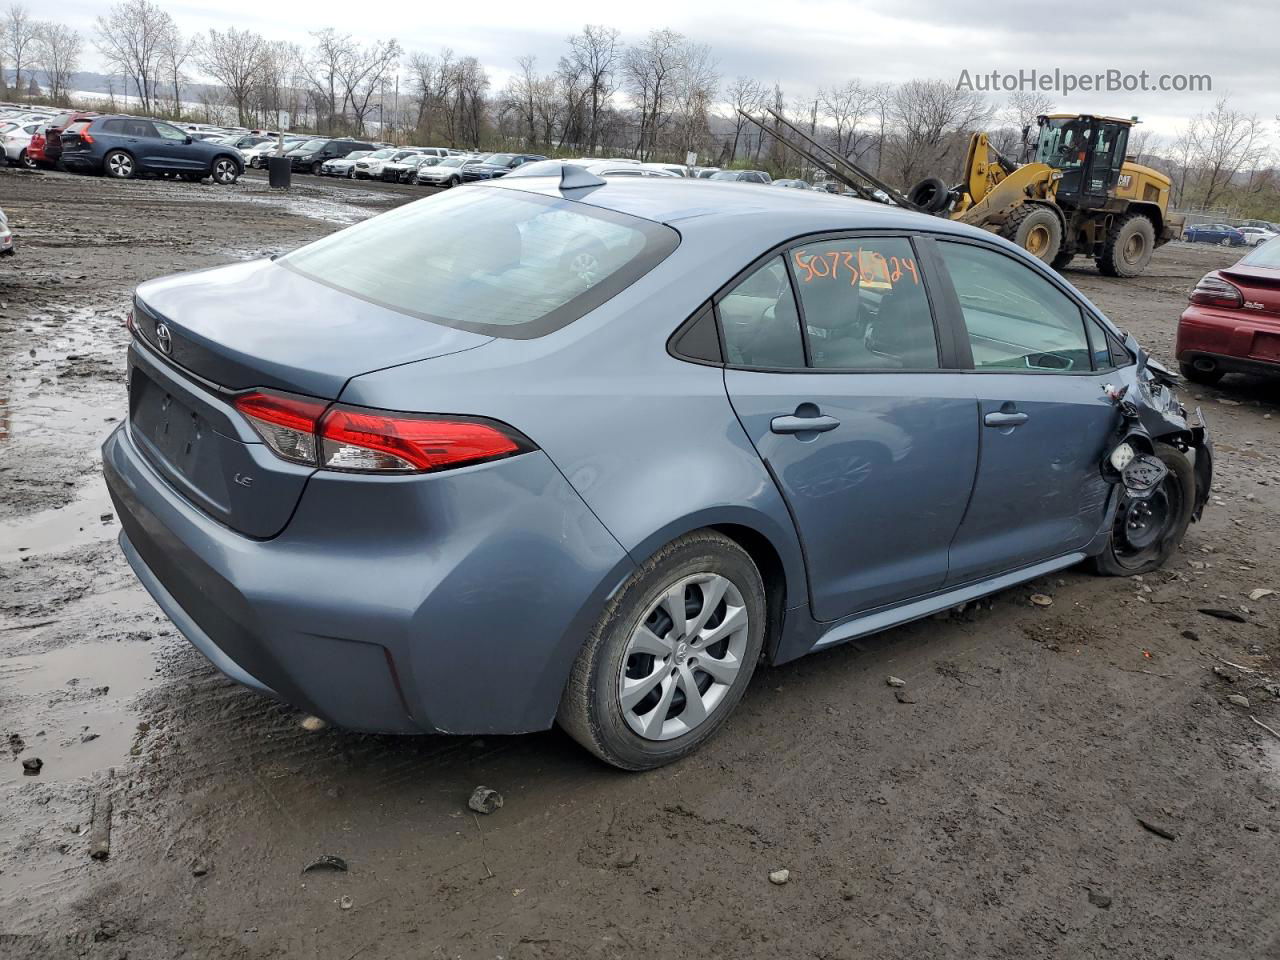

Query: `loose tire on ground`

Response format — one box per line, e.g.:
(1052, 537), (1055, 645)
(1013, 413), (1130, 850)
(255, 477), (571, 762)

(1000, 203), (1063, 265)
(1097, 213), (1156, 277)
(1091, 442), (1195, 577)
(557, 530), (767, 770)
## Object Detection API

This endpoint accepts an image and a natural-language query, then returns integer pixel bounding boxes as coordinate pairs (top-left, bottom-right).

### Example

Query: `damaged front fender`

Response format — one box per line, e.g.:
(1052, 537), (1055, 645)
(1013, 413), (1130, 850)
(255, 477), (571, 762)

(1103, 337), (1214, 521)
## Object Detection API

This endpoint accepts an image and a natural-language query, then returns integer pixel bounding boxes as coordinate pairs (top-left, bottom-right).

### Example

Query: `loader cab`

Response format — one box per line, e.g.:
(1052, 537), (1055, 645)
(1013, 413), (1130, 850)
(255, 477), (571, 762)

(1034, 114), (1131, 207)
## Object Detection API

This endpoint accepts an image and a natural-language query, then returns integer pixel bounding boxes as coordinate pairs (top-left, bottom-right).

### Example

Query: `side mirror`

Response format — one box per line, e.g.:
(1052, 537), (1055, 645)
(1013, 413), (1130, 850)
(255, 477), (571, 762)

(184, 136), (193, 144)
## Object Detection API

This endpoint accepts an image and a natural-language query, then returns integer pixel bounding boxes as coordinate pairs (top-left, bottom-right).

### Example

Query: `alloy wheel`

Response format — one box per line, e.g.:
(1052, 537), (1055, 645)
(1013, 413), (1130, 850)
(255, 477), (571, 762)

(107, 152), (134, 178)
(213, 159), (237, 184)
(617, 573), (750, 741)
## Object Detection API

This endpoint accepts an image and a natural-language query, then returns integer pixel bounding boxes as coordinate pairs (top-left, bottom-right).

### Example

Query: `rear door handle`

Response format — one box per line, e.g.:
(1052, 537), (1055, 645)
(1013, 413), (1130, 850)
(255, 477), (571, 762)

(771, 414), (841, 434)
(984, 411), (1029, 427)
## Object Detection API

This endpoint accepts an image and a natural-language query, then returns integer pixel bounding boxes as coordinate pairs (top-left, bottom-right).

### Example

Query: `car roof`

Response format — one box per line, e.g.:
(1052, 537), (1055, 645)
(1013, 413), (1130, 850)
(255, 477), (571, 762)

(486, 175), (1003, 243)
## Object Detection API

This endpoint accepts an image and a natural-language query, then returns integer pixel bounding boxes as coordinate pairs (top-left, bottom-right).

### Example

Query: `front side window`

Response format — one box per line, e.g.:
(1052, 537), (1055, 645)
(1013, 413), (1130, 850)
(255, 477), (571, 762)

(938, 241), (1091, 372)
(790, 237), (938, 369)
(717, 256), (805, 369)
(282, 188), (679, 339)
(154, 122), (187, 140)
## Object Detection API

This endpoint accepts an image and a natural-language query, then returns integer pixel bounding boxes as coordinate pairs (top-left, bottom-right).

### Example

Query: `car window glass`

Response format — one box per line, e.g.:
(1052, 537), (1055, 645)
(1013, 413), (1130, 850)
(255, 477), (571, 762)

(122, 119), (156, 138)
(154, 122), (186, 140)
(283, 188), (678, 338)
(1083, 314), (1113, 370)
(718, 256), (805, 369)
(791, 237), (938, 369)
(938, 241), (1091, 372)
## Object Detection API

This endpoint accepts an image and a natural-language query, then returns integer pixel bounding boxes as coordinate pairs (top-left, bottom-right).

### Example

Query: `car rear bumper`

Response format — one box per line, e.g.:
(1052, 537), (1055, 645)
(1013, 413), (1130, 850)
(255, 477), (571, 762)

(1177, 306), (1280, 374)
(102, 420), (632, 735)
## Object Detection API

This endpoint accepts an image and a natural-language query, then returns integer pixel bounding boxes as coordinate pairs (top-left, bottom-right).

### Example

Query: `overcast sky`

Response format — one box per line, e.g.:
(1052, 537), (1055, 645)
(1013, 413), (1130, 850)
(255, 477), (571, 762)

(48, 0), (1271, 137)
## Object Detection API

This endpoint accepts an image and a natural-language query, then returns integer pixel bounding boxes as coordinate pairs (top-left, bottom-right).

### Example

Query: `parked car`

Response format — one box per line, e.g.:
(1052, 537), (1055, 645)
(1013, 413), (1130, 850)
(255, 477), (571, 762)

(384, 154), (439, 183)
(772, 178), (813, 190)
(1239, 219), (1280, 233)
(1183, 223), (1246, 246)
(320, 150), (373, 177)
(60, 115), (244, 183)
(415, 154), (481, 187)
(1239, 226), (1278, 247)
(103, 175), (1212, 770)
(1176, 237), (1280, 384)
(1, 119), (41, 167)
(640, 162), (689, 177)
(350, 148), (405, 180)
(692, 166), (721, 178)
(459, 153), (548, 182)
(286, 138), (376, 175)
(0, 206), (13, 257)
(709, 169), (772, 184)
(514, 159), (681, 179)
(245, 136), (309, 168)
(40, 112), (98, 168)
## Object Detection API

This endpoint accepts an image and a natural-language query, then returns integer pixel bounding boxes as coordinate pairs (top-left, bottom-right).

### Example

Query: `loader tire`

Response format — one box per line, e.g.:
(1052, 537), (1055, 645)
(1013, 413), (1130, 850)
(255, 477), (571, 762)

(1097, 213), (1156, 278)
(1050, 247), (1076, 270)
(907, 177), (951, 213)
(1000, 203), (1062, 265)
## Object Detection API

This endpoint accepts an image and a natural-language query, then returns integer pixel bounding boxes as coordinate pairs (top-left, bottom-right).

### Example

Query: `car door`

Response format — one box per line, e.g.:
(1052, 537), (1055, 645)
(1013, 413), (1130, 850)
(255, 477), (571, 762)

(152, 121), (200, 170)
(931, 238), (1121, 585)
(722, 235), (980, 621)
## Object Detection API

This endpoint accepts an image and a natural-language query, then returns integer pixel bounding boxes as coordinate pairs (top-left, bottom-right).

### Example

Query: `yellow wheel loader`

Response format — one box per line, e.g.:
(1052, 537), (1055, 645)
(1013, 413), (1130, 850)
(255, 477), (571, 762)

(740, 109), (1181, 278)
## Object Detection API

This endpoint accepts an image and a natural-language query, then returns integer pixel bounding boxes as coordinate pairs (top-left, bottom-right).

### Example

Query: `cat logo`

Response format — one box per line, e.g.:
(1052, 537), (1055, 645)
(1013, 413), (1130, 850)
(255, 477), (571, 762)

(1117, 174), (1132, 189)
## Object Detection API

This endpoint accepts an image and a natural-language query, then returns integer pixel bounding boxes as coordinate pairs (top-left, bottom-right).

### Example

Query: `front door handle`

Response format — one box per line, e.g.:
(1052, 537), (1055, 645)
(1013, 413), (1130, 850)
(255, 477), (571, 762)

(771, 414), (841, 435)
(984, 411), (1029, 427)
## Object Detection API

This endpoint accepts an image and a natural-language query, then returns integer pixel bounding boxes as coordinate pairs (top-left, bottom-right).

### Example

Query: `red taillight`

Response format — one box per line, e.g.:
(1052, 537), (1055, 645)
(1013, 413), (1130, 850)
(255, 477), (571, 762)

(233, 390), (529, 474)
(80, 130), (94, 145)
(320, 407), (524, 472)
(233, 390), (328, 465)
(124, 309), (135, 334)
(1189, 274), (1242, 308)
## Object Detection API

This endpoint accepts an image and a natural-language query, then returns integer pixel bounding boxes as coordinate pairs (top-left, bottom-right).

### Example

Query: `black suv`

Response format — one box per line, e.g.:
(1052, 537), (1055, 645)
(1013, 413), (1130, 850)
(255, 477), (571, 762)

(286, 138), (377, 174)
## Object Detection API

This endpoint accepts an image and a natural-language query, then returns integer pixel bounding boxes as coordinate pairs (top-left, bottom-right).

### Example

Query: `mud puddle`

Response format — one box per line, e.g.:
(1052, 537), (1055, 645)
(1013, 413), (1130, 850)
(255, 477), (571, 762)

(1, 639), (159, 784)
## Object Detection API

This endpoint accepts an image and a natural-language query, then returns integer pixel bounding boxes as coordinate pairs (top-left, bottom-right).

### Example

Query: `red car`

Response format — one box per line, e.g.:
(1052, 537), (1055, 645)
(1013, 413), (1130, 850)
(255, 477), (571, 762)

(26, 124), (47, 167)
(41, 111), (97, 168)
(1177, 238), (1280, 384)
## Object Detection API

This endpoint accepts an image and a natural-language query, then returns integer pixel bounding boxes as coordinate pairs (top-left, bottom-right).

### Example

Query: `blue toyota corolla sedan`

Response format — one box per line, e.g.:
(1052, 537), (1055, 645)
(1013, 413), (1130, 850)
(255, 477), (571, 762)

(103, 165), (1212, 769)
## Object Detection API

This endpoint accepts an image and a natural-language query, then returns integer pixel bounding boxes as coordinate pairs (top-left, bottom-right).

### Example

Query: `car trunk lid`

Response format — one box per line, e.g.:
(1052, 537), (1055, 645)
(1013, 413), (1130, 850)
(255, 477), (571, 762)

(127, 259), (492, 537)
(1218, 264), (1280, 364)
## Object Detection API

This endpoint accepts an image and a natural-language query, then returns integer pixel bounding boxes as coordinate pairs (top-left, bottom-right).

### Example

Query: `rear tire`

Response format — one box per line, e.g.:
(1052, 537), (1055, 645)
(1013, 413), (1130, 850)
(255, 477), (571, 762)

(1179, 361), (1225, 385)
(557, 530), (767, 770)
(1001, 204), (1063, 265)
(19, 149), (35, 169)
(1097, 213), (1156, 277)
(104, 149), (135, 179)
(1091, 442), (1195, 577)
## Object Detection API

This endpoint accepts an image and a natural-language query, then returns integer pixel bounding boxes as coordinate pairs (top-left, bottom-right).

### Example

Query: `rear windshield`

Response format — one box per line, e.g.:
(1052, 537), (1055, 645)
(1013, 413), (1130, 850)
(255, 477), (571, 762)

(281, 187), (679, 339)
(1242, 238), (1280, 268)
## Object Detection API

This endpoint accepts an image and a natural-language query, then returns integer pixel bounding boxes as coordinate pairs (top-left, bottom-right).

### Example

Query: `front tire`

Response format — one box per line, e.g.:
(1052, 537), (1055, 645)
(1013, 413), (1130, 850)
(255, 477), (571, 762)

(557, 530), (766, 770)
(211, 157), (239, 185)
(310, 160), (322, 175)
(19, 149), (35, 169)
(103, 150), (135, 179)
(1001, 204), (1063, 265)
(1091, 442), (1195, 576)
(1098, 213), (1156, 277)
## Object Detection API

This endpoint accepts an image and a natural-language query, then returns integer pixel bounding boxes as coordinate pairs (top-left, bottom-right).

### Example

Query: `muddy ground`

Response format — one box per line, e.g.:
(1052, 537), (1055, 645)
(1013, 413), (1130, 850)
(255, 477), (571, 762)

(1, 165), (1279, 960)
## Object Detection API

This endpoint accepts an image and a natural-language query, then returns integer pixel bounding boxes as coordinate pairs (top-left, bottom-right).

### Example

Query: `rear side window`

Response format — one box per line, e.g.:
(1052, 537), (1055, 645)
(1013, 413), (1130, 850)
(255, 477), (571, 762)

(717, 256), (806, 369)
(937, 241), (1091, 372)
(791, 237), (938, 369)
(282, 187), (679, 339)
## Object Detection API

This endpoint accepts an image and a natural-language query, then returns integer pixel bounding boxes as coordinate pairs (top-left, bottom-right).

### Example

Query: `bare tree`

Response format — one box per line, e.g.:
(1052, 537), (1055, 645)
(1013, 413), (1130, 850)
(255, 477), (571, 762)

(32, 21), (81, 104)
(624, 28), (684, 159)
(818, 79), (873, 160)
(868, 81), (894, 176)
(334, 37), (401, 136)
(93, 0), (175, 113)
(670, 40), (718, 160)
(197, 27), (268, 126)
(303, 28), (351, 134)
(407, 48), (456, 142)
(886, 78), (990, 186)
(157, 28), (194, 115)
(724, 76), (764, 163)
(566, 24), (619, 155)
(993, 90), (1054, 159)
(2, 4), (37, 95)
(1186, 96), (1266, 207)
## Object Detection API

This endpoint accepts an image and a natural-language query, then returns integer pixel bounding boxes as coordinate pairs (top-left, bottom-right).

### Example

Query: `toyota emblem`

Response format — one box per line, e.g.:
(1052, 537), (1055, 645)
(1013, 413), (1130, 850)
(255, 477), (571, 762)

(154, 322), (173, 356)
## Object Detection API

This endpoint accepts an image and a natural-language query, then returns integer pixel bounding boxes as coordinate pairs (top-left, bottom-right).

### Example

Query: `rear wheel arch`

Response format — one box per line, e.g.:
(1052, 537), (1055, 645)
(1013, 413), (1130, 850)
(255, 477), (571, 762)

(709, 522), (789, 662)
